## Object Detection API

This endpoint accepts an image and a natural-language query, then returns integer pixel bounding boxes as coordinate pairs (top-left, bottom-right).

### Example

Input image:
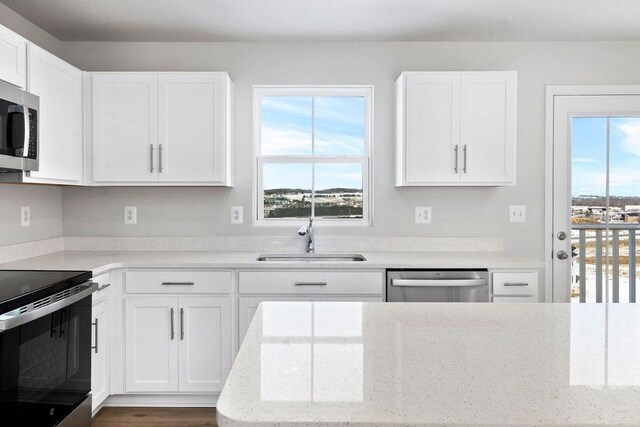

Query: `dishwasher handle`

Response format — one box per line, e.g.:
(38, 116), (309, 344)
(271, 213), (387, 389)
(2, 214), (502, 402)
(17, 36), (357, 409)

(391, 279), (487, 288)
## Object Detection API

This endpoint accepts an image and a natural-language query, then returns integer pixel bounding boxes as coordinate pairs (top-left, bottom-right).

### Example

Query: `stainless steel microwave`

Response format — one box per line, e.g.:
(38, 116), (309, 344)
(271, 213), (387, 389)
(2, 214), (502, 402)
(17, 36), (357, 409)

(0, 81), (39, 174)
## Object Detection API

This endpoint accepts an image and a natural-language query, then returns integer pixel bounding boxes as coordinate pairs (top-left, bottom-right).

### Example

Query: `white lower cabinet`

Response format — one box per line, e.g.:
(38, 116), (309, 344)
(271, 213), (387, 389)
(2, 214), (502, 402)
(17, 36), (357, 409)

(91, 278), (111, 411)
(491, 270), (539, 302)
(125, 295), (231, 393)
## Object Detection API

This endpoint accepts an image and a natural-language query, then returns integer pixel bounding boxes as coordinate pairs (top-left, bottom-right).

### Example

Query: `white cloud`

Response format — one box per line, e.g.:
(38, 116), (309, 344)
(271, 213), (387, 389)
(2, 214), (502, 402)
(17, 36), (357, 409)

(619, 121), (640, 156)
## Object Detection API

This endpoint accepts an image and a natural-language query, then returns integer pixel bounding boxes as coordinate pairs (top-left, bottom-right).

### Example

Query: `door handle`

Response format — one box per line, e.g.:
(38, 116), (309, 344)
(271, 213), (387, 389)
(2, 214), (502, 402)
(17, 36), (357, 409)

(92, 318), (99, 354)
(454, 145), (459, 174)
(159, 144), (163, 173)
(557, 250), (569, 260)
(170, 307), (175, 340)
(150, 144), (155, 173)
(180, 308), (184, 341)
(463, 144), (468, 173)
(557, 231), (567, 241)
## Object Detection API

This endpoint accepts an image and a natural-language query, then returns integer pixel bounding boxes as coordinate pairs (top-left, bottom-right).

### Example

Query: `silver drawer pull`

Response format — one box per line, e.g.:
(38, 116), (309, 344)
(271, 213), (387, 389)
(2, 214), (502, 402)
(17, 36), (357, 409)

(295, 282), (327, 286)
(503, 282), (529, 287)
(162, 282), (195, 286)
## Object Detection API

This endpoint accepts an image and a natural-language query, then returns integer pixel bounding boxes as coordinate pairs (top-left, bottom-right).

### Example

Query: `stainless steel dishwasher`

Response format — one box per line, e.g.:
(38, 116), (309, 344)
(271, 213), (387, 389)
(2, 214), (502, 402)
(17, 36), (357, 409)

(386, 270), (489, 302)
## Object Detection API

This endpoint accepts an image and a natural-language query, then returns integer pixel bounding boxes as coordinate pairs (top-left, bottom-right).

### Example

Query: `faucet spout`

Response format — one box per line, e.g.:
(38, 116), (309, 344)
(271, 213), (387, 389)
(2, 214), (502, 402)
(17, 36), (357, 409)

(297, 218), (315, 253)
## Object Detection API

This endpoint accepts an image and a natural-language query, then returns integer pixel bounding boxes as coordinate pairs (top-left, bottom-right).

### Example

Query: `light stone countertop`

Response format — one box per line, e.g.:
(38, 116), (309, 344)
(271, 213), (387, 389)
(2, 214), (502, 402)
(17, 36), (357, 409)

(0, 250), (545, 275)
(217, 302), (640, 426)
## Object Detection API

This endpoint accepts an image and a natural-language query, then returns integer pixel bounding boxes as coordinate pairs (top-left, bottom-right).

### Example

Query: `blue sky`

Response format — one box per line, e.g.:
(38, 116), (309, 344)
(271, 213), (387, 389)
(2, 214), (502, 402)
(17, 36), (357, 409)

(261, 96), (365, 190)
(572, 117), (640, 197)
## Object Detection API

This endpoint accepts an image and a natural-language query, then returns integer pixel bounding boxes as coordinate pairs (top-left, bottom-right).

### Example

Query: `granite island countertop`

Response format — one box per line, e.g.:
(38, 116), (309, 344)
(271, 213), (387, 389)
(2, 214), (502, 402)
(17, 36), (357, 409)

(217, 302), (640, 426)
(0, 250), (545, 275)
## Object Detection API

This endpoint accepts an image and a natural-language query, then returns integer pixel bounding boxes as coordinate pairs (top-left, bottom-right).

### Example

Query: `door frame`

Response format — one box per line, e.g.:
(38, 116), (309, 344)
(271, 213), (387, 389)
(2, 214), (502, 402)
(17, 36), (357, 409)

(544, 85), (640, 302)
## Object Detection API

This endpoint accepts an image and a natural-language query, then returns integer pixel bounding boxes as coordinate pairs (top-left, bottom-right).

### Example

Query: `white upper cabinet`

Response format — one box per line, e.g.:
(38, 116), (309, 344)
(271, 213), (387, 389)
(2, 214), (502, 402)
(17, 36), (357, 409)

(0, 24), (26, 88)
(158, 73), (232, 184)
(396, 71), (517, 186)
(460, 72), (517, 184)
(92, 73), (158, 183)
(91, 72), (233, 186)
(24, 44), (83, 184)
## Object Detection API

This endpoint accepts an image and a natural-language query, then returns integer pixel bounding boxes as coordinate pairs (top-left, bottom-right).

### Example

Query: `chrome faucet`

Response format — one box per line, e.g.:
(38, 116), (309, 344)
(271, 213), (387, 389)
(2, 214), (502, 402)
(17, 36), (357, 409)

(297, 218), (315, 253)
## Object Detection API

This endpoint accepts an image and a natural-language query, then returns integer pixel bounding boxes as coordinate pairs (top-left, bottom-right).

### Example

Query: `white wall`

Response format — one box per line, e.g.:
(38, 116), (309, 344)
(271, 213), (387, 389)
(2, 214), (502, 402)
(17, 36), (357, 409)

(0, 185), (62, 245)
(58, 41), (640, 260)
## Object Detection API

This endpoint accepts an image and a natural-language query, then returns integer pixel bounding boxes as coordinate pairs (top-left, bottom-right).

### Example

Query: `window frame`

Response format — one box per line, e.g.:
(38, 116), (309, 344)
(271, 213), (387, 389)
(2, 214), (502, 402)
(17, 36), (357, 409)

(253, 85), (373, 227)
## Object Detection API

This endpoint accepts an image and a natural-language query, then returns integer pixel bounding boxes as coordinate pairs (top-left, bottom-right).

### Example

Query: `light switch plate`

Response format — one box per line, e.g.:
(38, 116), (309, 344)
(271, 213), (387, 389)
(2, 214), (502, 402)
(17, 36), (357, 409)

(510, 205), (526, 223)
(124, 206), (137, 224)
(21, 206), (30, 227)
(415, 207), (432, 224)
(231, 206), (243, 224)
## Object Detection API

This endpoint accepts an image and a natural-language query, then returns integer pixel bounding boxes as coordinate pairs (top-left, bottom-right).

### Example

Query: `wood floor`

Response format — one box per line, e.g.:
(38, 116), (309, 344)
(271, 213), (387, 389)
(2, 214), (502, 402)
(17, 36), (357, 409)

(92, 407), (217, 427)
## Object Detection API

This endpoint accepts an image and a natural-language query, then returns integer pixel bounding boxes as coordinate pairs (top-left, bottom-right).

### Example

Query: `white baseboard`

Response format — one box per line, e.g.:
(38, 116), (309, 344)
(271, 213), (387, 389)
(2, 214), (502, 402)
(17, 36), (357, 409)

(99, 393), (218, 408)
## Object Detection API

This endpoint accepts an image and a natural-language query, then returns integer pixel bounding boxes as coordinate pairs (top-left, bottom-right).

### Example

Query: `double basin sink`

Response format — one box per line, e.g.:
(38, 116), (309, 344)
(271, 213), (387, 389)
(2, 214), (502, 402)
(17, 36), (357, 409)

(257, 253), (366, 262)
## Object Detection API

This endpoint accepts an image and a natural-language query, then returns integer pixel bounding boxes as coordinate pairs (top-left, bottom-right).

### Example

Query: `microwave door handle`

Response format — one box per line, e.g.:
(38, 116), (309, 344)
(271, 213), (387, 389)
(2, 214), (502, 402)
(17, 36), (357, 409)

(22, 105), (30, 158)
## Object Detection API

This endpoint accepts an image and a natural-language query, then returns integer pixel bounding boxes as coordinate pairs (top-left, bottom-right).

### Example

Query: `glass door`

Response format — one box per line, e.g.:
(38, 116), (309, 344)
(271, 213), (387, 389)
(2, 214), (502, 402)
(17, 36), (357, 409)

(552, 95), (640, 302)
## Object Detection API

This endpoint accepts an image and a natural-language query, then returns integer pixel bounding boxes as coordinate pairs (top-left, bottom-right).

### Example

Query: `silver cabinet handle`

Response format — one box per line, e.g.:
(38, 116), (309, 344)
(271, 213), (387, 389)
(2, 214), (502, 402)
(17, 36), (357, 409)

(92, 318), (99, 354)
(463, 144), (468, 173)
(162, 282), (194, 286)
(295, 282), (327, 286)
(150, 144), (155, 173)
(180, 308), (184, 341)
(159, 144), (163, 173)
(170, 307), (175, 340)
(504, 282), (529, 287)
(454, 145), (459, 174)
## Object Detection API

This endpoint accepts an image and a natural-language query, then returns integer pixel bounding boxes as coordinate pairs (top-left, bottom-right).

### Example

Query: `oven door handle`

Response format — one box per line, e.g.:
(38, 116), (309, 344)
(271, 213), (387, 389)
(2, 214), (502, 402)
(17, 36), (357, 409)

(0, 281), (99, 332)
(391, 279), (487, 287)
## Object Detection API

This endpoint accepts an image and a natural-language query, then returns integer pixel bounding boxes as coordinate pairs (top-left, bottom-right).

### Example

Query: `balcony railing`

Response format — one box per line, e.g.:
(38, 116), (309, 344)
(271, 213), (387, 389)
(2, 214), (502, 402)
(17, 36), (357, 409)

(572, 224), (639, 303)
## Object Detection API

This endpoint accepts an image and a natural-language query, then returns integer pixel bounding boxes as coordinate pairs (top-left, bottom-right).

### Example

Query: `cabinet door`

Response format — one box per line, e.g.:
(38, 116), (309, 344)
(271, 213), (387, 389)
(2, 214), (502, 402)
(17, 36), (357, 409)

(93, 73), (158, 182)
(25, 45), (83, 184)
(460, 72), (517, 184)
(402, 73), (460, 184)
(125, 296), (178, 392)
(157, 73), (228, 183)
(91, 294), (110, 411)
(0, 24), (26, 88)
(178, 296), (231, 392)
(238, 296), (310, 344)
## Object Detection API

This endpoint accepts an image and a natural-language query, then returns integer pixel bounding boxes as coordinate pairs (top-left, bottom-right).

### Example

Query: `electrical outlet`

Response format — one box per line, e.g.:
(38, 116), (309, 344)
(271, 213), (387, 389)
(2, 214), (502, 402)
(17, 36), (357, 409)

(415, 206), (432, 224)
(231, 206), (243, 224)
(21, 206), (30, 227)
(510, 205), (526, 223)
(124, 206), (137, 224)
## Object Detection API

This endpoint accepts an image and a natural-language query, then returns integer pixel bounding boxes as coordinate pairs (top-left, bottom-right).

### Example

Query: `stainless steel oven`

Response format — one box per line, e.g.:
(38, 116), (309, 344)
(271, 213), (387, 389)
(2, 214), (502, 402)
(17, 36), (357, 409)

(0, 80), (39, 174)
(0, 271), (97, 426)
(386, 269), (489, 302)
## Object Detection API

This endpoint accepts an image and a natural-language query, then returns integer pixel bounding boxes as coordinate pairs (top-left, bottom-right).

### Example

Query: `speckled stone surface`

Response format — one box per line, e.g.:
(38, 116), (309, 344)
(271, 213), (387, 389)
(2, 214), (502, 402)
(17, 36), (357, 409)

(217, 302), (640, 426)
(0, 250), (544, 275)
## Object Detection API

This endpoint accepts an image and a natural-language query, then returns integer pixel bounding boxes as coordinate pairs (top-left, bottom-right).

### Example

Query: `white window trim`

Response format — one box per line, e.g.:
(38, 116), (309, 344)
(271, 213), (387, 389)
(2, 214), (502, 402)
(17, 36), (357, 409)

(253, 85), (374, 227)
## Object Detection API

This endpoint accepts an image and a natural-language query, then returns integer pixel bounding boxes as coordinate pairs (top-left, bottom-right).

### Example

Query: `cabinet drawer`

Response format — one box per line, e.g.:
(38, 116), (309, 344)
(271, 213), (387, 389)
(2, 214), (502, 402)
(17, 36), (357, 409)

(492, 272), (538, 296)
(238, 270), (383, 295)
(493, 296), (538, 303)
(126, 270), (232, 294)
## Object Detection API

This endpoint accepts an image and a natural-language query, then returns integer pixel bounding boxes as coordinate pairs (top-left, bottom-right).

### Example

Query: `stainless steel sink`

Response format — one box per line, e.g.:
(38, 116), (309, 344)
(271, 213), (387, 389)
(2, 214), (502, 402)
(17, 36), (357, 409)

(256, 253), (367, 262)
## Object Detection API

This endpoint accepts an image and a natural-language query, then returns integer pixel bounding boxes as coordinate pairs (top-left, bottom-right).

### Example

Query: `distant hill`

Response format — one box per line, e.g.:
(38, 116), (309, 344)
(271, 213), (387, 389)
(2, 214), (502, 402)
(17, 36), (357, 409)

(264, 188), (362, 195)
(573, 195), (640, 208)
